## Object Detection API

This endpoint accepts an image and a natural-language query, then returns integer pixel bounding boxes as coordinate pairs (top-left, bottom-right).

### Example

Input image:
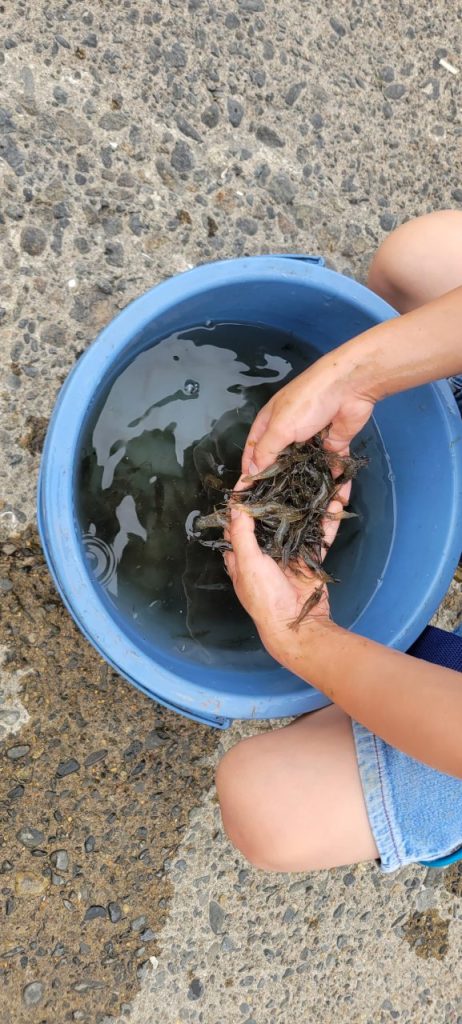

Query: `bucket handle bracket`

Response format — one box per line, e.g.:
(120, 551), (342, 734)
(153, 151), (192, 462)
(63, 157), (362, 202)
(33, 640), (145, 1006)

(271, 254), (325, 266)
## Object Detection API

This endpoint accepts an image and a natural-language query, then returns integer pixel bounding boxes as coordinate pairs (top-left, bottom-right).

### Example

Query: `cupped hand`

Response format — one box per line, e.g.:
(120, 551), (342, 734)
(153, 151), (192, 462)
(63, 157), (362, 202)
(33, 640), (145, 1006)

(223, 491), (346, 664)
(241, 350), (375, 475)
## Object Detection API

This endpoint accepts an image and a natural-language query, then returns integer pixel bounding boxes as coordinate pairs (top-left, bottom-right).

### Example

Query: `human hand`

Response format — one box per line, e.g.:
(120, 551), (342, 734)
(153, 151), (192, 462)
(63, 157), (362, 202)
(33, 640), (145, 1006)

(223, 491), (346, 665)
(241, 348), (375, 475)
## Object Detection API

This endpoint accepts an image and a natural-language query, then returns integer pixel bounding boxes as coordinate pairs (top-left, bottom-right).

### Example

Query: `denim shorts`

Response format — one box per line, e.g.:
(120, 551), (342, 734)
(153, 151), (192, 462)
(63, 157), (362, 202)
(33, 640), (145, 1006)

(352, 720), (462, 872)
(350, 374), (462, 873)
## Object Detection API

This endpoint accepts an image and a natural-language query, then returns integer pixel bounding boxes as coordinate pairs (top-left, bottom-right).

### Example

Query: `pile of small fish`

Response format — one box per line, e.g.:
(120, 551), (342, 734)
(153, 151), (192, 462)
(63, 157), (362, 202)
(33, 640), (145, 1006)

(194, 434), (366, 623)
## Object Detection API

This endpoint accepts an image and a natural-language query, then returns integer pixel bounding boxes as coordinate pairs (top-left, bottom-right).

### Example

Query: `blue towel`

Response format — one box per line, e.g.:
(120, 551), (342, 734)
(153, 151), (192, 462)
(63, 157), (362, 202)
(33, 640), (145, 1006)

(409, 624), (462, 672)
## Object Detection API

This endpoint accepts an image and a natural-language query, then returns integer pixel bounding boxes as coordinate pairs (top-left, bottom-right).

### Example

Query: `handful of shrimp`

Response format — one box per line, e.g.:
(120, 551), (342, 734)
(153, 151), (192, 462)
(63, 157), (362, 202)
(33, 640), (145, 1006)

(194, 433), (366, 619)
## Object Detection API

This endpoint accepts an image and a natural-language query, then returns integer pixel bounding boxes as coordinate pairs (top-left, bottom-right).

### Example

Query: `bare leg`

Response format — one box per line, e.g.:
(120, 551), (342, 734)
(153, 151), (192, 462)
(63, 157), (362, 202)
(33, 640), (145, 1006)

(367, 210), (462, 312)
(216, 705), (379, 872)
(216, 213), (462, 874)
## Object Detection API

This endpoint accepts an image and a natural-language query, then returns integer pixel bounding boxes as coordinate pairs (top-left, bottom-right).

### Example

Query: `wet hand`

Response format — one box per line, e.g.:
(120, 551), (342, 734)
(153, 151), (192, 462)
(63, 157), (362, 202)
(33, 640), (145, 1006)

(223, 496), (345, 664)
(241, 352), (375, 475)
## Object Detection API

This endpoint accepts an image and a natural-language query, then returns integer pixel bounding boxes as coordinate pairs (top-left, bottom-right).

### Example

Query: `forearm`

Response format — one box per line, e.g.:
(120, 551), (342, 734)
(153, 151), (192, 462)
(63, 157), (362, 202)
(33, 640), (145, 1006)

(282, 620), (462, 778)
(336, 285), (462, 401)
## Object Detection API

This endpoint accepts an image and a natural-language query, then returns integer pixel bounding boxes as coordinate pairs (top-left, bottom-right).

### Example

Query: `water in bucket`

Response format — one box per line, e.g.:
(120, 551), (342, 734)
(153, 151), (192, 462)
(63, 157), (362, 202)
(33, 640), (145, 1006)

(77, 321), (392, 667)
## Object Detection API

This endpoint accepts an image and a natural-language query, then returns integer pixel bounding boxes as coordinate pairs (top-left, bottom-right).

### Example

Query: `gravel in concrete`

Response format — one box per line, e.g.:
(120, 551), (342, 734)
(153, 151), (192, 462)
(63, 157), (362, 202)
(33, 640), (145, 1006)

(1, 0), (462, 1022)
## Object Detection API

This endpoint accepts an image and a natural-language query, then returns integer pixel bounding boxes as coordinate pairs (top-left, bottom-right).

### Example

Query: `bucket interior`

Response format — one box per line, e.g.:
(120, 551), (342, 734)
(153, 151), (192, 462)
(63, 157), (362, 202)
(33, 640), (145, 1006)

(73, 275), (396, 688)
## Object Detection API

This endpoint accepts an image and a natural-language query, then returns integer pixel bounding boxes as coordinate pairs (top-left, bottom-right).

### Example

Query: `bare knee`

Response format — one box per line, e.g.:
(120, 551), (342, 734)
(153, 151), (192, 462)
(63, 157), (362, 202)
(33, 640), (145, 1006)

(367, 223), (410, 308)
(215, 739), (293, 872)
(368, 210), (462, 313)
(216, 709), (379, 874)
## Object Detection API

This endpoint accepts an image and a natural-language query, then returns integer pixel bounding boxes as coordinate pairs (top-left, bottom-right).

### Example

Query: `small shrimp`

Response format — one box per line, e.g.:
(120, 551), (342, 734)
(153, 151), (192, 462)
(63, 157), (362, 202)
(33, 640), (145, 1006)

(241, 460), (286, 483)
(195, 510), (228, 531)
(289, 585), (326, 630)
(203, 473), (226, 492)
(193, 434), (366, 623)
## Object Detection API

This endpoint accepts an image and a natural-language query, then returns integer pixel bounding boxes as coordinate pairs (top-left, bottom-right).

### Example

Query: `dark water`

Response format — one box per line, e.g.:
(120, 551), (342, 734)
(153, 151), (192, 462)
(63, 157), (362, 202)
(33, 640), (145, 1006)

(77, 321), (394, 667)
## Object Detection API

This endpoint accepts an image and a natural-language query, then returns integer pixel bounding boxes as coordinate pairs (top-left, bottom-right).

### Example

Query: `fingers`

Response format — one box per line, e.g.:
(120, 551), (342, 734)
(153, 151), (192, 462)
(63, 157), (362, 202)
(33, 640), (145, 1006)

(241, 404), (279, 475)
(323, 429), (353, 456)
(322, 497), (345, 550)
(335, 479), (352, 507)
(244, 427), (287, 476)
(227, 506), (262, 571)
(223, 549), (236, 580)
(323, 436), (351, 455)
(241, 404), (272, 474)
(328, 447), (351, 478)
(232, 473), (249, 493)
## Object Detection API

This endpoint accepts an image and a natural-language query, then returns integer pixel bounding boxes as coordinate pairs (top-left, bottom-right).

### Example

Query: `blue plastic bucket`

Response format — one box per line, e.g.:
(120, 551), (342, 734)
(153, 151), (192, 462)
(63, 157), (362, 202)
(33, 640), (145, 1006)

(38, 255), (462, 728)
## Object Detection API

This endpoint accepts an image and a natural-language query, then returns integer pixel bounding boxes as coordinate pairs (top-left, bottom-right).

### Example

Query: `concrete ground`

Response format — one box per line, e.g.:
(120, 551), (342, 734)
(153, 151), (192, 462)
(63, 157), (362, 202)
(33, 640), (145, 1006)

(1, 1), (462, 1021)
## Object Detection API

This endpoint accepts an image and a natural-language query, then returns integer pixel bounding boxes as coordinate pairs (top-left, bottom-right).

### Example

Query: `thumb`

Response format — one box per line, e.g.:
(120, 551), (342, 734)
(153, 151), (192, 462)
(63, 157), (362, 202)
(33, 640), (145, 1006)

(250, 428), (284, 474)
(228, 506), (262, 569)
(241, 404), (273, 474)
